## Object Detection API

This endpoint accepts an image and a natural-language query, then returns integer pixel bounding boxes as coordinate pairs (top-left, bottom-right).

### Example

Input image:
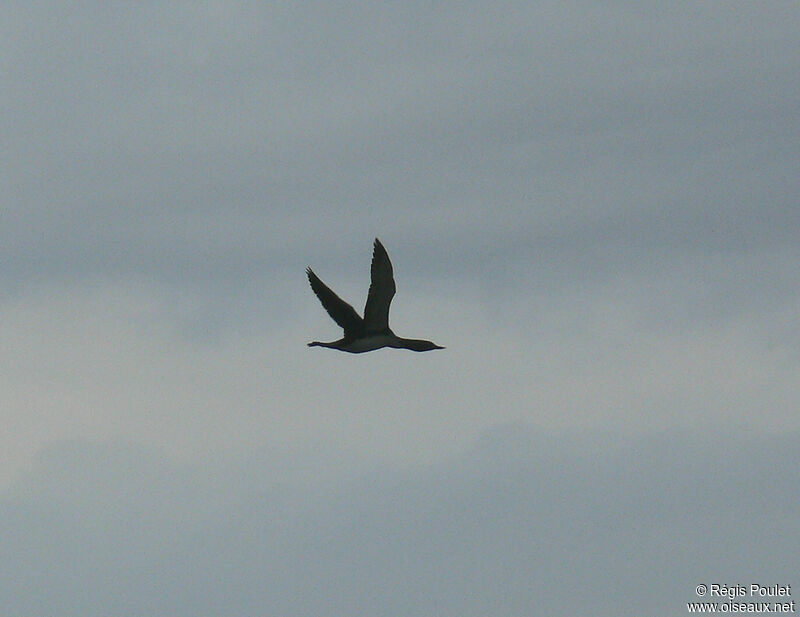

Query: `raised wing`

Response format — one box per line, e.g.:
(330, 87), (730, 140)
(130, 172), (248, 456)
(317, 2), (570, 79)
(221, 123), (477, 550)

(306, 267), (364, 336)
(363, 238), (396, 331)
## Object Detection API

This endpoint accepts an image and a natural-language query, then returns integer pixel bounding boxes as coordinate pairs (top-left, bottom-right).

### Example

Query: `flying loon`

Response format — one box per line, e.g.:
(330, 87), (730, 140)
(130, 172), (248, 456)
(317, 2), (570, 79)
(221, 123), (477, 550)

(306, 239), (444, 353)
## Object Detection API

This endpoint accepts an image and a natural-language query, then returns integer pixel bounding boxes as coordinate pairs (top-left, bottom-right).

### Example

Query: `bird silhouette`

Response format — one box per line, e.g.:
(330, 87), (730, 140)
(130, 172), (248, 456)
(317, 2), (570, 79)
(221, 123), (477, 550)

(307, 239), (444, 353)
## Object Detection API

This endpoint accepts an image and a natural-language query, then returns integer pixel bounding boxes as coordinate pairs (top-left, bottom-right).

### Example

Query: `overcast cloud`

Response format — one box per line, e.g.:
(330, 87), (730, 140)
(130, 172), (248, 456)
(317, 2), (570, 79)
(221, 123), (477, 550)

(2, 2), (798, 615)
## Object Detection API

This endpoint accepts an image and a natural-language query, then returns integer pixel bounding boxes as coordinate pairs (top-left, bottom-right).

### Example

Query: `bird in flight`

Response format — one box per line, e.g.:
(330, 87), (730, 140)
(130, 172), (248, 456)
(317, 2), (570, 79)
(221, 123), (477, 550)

(306, 239), (444, 353)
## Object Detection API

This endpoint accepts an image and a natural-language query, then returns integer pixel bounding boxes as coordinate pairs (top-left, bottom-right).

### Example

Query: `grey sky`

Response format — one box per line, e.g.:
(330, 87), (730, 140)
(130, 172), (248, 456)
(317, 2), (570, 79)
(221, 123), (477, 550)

(2, 2), (798, 615)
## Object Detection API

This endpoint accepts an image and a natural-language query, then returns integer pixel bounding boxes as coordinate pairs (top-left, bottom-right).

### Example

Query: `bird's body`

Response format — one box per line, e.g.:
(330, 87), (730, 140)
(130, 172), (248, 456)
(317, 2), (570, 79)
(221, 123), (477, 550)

(309, 334), (402, 354)
(306, 239), (443, 353)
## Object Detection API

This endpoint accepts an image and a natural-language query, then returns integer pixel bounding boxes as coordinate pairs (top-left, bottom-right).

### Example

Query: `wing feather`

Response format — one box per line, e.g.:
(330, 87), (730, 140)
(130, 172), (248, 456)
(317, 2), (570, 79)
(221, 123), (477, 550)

(363, 238), (396, 330)
(306, 267), (364, 336)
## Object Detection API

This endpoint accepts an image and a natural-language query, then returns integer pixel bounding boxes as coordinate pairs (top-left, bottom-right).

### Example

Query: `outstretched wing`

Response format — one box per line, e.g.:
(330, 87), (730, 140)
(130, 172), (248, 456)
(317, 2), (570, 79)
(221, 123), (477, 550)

(306, 267), (364, 336)
(363, 238), (396, 331)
